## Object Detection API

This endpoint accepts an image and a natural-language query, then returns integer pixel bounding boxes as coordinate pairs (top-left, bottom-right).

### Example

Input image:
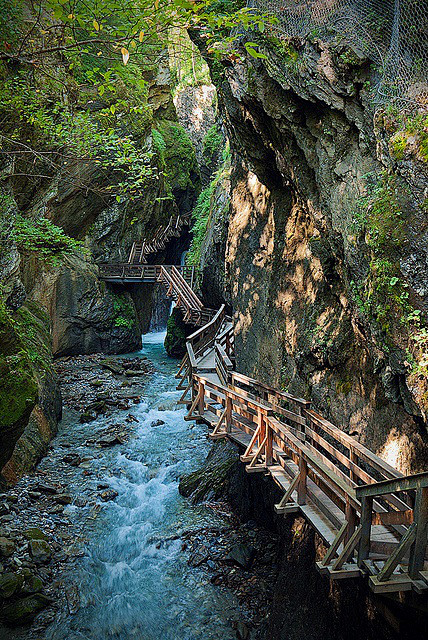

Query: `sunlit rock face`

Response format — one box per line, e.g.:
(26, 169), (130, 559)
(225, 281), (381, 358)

(211, 41), (427, 472)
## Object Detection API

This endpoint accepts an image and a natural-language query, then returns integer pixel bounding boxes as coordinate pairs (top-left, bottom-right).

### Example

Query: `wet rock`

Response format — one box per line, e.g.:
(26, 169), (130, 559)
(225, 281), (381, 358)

(0, 537), (15, 558)
(79, 411), (97, 423)
(188, 545), (209, 567)
(98, 435), (125, 447)
(90, 380), (104, 388)
(24, 528), (48, 541)
(179, 440), (238, 503)
(21, 571), (43, 595)
(0, 593), (51, 626)
(0, 573), (24, 598)
(54, 494), (72, 505)
(35, 483), (58, 495)
(232, 621), (250, 640)
(124, 369), (145, 377)
(100, 360), (124, 376)
(126, 414), (139, 423)
(151, 419), (165, 427)
(28, 491), (42, 500)
(0, 502), (10, 516)
(29, 540), (51, 564)
(62, 453), (81, 467)
(99, 489), (118, 502)
(225, 544), (256, 570)
(74, 497), (88, 508)
(65, 583), (80, 614)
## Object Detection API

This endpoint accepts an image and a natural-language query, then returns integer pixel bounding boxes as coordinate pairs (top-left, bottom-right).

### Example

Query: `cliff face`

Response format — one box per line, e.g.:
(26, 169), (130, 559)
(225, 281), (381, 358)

(0, 44), (199, 480)
(201, 38), (428, 472)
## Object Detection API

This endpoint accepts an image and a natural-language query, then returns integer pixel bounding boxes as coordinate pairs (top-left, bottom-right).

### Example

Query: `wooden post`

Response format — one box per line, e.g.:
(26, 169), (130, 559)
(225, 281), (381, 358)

(198, 380), (205, 417)
(357, 495), (373, 568)
(350, 447), (358, 484)
(408, 486), (428, 579)
(297, 457), (307, 505)
(344, 497), (357, 546)
(225, 393), (232, 434)
(265, 414), (273, 467)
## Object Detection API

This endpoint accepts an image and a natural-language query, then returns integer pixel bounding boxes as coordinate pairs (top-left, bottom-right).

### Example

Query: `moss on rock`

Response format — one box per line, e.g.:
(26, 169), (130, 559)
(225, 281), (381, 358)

(179, 440), (238, 503)
(164, 308), (189, 358)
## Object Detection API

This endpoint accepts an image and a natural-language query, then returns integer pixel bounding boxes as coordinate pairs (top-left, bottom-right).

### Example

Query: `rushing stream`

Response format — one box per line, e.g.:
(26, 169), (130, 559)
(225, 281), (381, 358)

(42, 332), (238, 640)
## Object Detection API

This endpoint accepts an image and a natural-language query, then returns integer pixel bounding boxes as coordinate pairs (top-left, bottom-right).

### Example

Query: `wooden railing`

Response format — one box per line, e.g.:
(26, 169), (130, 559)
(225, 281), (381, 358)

(128, 213), (190, 264)
(181, 362), (428, 594)
(98, 263), (195, 284)
(157, 266), (217, 327)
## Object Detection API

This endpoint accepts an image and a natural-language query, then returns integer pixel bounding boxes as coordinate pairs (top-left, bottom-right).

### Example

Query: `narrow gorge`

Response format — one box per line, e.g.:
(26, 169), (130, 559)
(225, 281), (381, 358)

(0, 1), (427, 639)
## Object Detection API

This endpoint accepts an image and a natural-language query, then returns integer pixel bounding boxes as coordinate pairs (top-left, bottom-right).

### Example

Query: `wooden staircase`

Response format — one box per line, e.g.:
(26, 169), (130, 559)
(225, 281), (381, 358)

(128, 214), (190, 265)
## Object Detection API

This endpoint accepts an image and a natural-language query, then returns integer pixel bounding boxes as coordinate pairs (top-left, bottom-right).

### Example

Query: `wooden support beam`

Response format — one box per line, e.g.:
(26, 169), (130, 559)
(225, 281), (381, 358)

(377, 523), (417, 582)
(409, 487), (428, 579)
(319, 521), (348, 568)
(274, 473), (300, 514)
(297, 457), (307, 506)
(358, 495), (373, 569)
(331, 525), (362, 571)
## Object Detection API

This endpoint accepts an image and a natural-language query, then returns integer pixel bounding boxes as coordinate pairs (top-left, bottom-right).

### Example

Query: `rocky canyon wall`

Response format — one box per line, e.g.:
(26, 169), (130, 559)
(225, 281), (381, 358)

(199, 36), (428, 472)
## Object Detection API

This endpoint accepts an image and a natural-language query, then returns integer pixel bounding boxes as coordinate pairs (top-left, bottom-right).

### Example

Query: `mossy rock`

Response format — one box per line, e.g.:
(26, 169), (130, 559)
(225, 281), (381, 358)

(0, 573), (24, 599)
(179, 440), (238, 503)
(164, 309), (190, 358)
(0, 593), (51, 626)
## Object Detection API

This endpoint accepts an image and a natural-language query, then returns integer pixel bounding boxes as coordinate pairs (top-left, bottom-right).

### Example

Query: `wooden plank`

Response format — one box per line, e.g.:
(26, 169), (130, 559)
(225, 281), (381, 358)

(369, 574), (413, 594)
(356, 472), (428, 499)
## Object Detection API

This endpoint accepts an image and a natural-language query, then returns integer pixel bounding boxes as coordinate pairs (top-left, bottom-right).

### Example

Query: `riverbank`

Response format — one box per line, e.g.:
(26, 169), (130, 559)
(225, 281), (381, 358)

(0, 333), (279, 639)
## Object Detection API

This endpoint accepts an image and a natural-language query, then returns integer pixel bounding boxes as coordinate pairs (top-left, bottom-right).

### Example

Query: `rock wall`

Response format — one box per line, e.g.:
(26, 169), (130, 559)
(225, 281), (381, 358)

(200, 37), (428, 472)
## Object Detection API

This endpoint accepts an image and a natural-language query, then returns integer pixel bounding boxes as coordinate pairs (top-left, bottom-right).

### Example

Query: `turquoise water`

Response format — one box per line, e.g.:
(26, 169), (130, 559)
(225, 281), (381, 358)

(45, 332), (237, 640)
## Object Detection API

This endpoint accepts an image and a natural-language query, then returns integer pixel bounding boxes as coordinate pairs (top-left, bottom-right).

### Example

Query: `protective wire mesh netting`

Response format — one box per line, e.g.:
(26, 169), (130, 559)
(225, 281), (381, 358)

(250, 0), (427, 109)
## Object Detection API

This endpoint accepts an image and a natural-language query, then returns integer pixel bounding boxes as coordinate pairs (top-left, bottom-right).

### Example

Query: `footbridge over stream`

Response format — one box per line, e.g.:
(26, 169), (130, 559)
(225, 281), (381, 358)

(99, 259), (428, 597)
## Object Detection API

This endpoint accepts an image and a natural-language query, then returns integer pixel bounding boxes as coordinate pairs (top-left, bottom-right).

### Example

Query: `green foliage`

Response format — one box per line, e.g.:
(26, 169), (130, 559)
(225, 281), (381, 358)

(155, 120), (198, 191)
(354, 171), (405, 252)
(203, 124), (223, 158)
(384, 111), (428, 163)
(112, 294), (135, 329)
(13, 216), (85, 264)
(187, 147), (229, 267)
(351, 171), (426, 346)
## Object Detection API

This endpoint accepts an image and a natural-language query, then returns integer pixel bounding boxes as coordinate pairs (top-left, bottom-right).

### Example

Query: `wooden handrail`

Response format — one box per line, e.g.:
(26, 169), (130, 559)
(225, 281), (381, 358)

(356, 472), (428, 498)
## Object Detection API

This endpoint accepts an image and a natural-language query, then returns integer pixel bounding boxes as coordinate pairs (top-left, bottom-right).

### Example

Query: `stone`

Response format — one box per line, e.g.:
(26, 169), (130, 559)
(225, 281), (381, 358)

(100, 360), (124, 376)
(224, 544), (256, 570)
(0, 573), (24, 598)
(124, 369), (144, 377)
(54, 494), (73, 505)
(233, 621), (250, 640)
(35, 483), (58, 495)
(29, 540), (51, 564)
(151, 419), (165, 427)
(0, 593), (51, 626)
(0, 536), (15, 558)
(98, 435), (125, 447)
(24, 528), (48, 541)
(0, 502), (10, 516)
(62, 453), (81, 466)
(79, 411), (97, 423)
(188, 545), (209, 567)
(21, 573), (43, 595)
(99, 489), (118, 502)
(28, 491), (42, 500)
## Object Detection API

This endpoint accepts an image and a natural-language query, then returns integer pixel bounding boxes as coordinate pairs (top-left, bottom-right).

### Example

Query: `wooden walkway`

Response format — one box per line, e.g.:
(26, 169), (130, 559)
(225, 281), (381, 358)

(175, 306), (428, 596)
(98, 253), (428, 595)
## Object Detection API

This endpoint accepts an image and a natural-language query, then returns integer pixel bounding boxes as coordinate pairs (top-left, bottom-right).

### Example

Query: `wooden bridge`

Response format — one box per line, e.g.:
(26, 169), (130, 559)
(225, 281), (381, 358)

(174, 310), (428, 596)
(98, 250), (428, 595)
